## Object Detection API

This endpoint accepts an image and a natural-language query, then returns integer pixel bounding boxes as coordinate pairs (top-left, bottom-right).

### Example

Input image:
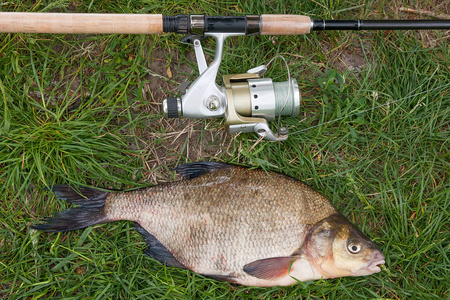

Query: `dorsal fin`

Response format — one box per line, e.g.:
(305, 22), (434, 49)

(174, 162), (233, 179)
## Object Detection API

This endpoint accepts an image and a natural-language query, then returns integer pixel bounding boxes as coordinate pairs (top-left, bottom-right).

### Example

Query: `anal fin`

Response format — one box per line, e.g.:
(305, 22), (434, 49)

(134, 223), (186, 269)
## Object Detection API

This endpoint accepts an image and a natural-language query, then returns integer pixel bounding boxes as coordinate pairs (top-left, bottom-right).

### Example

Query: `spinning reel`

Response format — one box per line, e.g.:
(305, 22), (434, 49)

(162, 33), (300, 141)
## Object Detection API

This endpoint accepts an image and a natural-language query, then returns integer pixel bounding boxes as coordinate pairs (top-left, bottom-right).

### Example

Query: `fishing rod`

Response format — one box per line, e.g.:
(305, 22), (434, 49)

(1, 13), (449, 141)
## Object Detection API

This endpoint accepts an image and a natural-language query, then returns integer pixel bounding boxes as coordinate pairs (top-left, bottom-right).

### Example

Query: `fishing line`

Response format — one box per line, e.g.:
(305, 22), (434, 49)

(265, 55), (292, 130)
(290, 81), (450, 134)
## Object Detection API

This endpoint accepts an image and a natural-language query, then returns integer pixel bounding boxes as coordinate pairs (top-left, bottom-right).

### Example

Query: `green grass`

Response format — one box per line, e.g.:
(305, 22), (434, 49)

(1, 0), (449, 299)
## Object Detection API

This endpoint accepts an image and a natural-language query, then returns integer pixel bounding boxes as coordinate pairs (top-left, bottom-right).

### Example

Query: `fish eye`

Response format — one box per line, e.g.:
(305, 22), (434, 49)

(347, 240), (362, 254)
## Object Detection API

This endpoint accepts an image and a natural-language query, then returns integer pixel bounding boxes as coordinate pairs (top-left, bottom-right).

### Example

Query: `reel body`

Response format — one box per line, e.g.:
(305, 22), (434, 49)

(162, 33), (300, 141)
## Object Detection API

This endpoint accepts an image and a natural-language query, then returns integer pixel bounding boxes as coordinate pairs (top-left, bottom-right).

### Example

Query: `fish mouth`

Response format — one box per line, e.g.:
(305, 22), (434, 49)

(366, 259), (385, 273)
(366, 250), (385, 273)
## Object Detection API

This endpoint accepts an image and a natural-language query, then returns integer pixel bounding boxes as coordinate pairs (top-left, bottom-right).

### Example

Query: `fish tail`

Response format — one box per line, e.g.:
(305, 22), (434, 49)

(32, 185), (110, 232)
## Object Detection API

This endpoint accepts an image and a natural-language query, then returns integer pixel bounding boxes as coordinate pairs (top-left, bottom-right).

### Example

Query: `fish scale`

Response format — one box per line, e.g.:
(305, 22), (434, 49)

(103, 166), (338, 277)
(32, 162), (385, 287)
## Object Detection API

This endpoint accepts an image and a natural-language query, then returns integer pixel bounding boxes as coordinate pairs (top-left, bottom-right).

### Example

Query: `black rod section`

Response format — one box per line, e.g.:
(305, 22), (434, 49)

(163, 15), (189, 34)
(163, 15), (260, 35)
(205, 16), (247, 33)
(313, 19), (450, 31)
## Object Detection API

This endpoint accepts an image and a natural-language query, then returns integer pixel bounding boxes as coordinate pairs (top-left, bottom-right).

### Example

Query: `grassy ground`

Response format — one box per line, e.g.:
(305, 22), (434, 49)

(1, 0), (449, 299)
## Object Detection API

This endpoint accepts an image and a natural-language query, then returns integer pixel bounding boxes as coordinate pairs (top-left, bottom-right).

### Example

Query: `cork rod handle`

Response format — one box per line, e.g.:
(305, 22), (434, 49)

(0, 12), (163, 34)
(261, 15), (312, 35)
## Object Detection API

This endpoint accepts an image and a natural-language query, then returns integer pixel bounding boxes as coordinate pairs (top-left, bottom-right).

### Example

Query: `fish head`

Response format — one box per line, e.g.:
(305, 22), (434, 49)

(305, 214), (385, 279)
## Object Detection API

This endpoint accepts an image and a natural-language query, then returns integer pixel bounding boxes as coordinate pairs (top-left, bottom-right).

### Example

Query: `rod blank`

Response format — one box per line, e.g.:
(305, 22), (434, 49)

(312, 19), (450, 31)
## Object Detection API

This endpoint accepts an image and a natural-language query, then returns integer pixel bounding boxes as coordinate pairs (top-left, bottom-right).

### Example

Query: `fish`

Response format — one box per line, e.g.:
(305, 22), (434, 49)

(32, 162), (385, 287)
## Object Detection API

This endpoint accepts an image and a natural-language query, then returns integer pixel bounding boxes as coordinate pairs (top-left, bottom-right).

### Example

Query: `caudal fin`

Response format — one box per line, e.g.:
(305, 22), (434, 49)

(32, 185), (110, 232)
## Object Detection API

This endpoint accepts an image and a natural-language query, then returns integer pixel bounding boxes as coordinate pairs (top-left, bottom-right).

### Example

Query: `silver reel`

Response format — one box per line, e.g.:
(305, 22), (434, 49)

(162, 33), (300, 141)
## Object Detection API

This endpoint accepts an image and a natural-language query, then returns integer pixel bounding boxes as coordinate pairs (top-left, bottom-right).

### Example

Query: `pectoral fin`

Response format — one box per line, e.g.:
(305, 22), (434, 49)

(243, 257), (297, 280)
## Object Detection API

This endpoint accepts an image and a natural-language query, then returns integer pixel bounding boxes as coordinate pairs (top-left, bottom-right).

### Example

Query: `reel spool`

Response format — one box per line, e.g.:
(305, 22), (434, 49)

(163, 33), (299, 141)
(222, 74), (299, 140)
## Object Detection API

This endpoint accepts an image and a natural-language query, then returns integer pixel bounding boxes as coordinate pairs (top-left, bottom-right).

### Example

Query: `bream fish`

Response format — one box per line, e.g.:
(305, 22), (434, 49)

(33, 162), (385, 287)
